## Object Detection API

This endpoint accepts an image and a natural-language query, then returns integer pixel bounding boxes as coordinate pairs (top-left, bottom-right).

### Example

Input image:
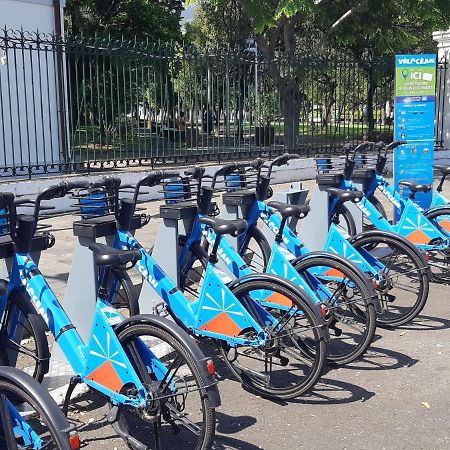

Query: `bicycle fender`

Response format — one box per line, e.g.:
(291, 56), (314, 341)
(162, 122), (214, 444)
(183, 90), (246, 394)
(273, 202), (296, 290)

(114, 314), (221, 408)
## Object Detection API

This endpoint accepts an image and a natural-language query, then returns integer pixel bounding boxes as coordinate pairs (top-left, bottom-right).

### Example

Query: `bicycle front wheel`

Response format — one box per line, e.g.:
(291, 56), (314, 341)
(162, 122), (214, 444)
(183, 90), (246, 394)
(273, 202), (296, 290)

(0, 288), (50, 382)
(114, 322), (216, 450)
(219, 277), (327, 400)
(0, 366), (74, 449)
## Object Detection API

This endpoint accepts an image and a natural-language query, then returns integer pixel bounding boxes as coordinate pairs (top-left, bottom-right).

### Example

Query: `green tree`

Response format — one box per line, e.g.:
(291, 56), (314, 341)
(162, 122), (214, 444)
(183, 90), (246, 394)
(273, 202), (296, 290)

(65, 0), (183, 41)
(189, 0), (450, 148)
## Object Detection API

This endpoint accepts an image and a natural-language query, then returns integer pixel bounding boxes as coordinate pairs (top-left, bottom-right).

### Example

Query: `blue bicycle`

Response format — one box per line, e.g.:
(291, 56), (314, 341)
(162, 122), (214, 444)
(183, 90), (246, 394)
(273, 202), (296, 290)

(0, 185), (220, 450)
(76, 173), (329, 400)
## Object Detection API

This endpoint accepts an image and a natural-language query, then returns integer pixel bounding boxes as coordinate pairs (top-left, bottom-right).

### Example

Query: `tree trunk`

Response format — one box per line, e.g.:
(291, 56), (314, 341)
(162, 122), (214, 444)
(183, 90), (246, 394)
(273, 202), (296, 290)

(321, 83), (336, 130)
(366, 68), (376, 134)
(281, 80), (301, 150)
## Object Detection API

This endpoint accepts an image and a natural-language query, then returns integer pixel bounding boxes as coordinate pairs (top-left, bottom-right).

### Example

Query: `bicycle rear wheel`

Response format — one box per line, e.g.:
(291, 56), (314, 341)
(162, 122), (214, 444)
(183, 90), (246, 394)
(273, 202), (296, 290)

(0, 366), (74, 449)
(219, 278), (327, 400)
(349, 232), (430, 327)
(113, 322), (216, 450)
(293, 254), (377, 365)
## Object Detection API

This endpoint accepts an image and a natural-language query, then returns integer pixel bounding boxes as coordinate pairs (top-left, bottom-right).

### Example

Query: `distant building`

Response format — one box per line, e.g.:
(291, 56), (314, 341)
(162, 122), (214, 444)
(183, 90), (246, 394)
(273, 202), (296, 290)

(0, 0), (67, 173)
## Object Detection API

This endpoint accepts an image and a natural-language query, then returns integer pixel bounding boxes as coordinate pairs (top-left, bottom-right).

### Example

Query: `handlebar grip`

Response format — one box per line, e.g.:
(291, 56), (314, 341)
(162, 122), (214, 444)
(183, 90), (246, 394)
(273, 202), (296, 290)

(388, 140), (407, 150)
(90, 176), (121, 190)
(138, 172), (164, 188)
(251, 158), (265, 169)
(214, 163), (237, 178)
(184, 166), (206, 180)
(38, 183), (68, 201)
(66, 180), (91, 191)
(162, 170), (180, 179)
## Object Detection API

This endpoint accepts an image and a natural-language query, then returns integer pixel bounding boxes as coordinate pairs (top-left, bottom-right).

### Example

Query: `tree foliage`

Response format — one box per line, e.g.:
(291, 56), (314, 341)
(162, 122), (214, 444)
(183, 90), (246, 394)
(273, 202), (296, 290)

(65, 0), (183, 41)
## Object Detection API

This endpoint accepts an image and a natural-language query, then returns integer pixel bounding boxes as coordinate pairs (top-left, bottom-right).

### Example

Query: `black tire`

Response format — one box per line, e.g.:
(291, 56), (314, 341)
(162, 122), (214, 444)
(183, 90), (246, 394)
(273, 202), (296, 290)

(293, 254), (377, 365)
(335, 204), (357, 236)
(109, 268), (139, 317)
(114, 322), (215, 450)
(178, 238), (209, 300)
(361, 197), (388, 251)
(423, 207), (450, 283)
(349, 232), (430, 327)
(219, 278), (327, 399)
(0, 367), (73, 449)
(238, 226), (272, 271)
(0, 288), (50, 382)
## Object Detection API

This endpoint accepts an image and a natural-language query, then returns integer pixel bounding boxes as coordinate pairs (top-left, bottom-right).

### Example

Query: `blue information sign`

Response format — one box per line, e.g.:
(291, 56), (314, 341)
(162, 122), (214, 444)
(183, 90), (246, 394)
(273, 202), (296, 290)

(394, 54), (437, 217)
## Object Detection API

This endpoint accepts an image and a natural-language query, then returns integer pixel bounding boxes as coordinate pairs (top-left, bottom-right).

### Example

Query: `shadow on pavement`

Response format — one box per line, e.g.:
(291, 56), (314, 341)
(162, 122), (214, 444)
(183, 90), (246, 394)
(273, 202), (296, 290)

(339, 344), (418, 371)
(396, 314), (450, 331)
(292, 377), (376, 406)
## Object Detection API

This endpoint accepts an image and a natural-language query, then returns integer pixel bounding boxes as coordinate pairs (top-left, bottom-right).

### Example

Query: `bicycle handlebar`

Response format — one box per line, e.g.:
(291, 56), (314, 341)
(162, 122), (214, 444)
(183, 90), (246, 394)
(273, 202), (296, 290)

(266, 153), (300, 176)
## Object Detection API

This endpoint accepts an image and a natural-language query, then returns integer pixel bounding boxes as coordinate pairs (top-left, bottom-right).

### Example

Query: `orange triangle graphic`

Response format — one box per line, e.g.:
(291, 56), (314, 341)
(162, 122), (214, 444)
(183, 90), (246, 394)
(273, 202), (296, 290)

(200, 311), (242, 337)
(323, 268), (344, 278)
(87, 360), (124, 393)
(406, 228), (431, 245)
(438, 219), (450, 233)
(265, 292), (293, 308)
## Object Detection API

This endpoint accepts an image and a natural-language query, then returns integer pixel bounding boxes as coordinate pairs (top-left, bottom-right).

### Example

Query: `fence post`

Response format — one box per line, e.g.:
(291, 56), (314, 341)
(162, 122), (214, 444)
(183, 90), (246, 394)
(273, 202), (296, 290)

(434, 29), (450, 151)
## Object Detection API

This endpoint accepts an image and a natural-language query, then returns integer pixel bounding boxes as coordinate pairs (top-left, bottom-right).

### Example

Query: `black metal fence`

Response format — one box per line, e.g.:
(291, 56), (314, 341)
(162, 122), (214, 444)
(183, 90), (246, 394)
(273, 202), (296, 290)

(0, 29), (447, 179)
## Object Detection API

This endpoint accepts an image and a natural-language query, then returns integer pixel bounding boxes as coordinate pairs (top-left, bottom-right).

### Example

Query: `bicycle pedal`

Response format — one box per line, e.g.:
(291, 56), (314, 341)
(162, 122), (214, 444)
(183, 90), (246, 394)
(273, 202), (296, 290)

(329, 325), (342, 337)
(153, 302), (170, 318)
(107, 406), (119, 423)
(226, 347), (237, 362)
(278, 356), (289, 366)
(384, 294), (396, 303)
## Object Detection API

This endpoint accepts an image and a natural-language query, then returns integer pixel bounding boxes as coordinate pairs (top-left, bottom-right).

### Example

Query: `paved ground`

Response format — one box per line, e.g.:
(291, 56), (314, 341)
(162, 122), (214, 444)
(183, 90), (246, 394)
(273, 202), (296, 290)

(20, 178), (450, 449)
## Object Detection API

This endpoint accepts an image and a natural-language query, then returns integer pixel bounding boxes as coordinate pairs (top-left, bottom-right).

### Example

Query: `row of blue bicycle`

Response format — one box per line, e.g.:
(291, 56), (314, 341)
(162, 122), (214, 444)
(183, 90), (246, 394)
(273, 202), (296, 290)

(0, 140), (449, 448)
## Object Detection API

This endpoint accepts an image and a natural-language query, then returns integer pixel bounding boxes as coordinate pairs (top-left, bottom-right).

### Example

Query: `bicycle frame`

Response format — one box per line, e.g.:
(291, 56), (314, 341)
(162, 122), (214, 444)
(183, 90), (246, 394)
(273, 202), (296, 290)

(114, 229), (278, 348)
(336, 172), (450, 251)
(0, 251), (166, 409)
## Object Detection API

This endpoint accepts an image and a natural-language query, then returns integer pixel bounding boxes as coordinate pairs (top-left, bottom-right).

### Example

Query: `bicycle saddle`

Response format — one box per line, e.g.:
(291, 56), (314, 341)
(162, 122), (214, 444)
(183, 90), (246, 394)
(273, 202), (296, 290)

(326, 188), (364, 203)
(200, 217), (247, 237)
(435, 165), (450, 175)
(89, 243), (142, 267)
(398, 181), (431, 193)
(267, 201), (310, 219)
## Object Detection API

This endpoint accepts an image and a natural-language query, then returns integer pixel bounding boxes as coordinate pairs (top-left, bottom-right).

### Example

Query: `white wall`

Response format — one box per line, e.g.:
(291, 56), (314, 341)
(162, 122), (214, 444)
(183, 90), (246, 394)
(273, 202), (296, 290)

(0, 0), (66, 172)
(434, 30), (450, 151)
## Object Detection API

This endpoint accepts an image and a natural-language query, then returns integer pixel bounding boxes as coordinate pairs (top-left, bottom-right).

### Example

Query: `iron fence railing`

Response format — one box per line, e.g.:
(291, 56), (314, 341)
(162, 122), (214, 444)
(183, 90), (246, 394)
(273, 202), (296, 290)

(0, 29), (447, 179)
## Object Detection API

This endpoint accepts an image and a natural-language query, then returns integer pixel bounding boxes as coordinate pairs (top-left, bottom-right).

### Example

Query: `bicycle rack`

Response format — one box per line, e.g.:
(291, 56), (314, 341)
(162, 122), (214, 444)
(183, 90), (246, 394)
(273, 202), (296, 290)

(139, 201), (198, 312)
